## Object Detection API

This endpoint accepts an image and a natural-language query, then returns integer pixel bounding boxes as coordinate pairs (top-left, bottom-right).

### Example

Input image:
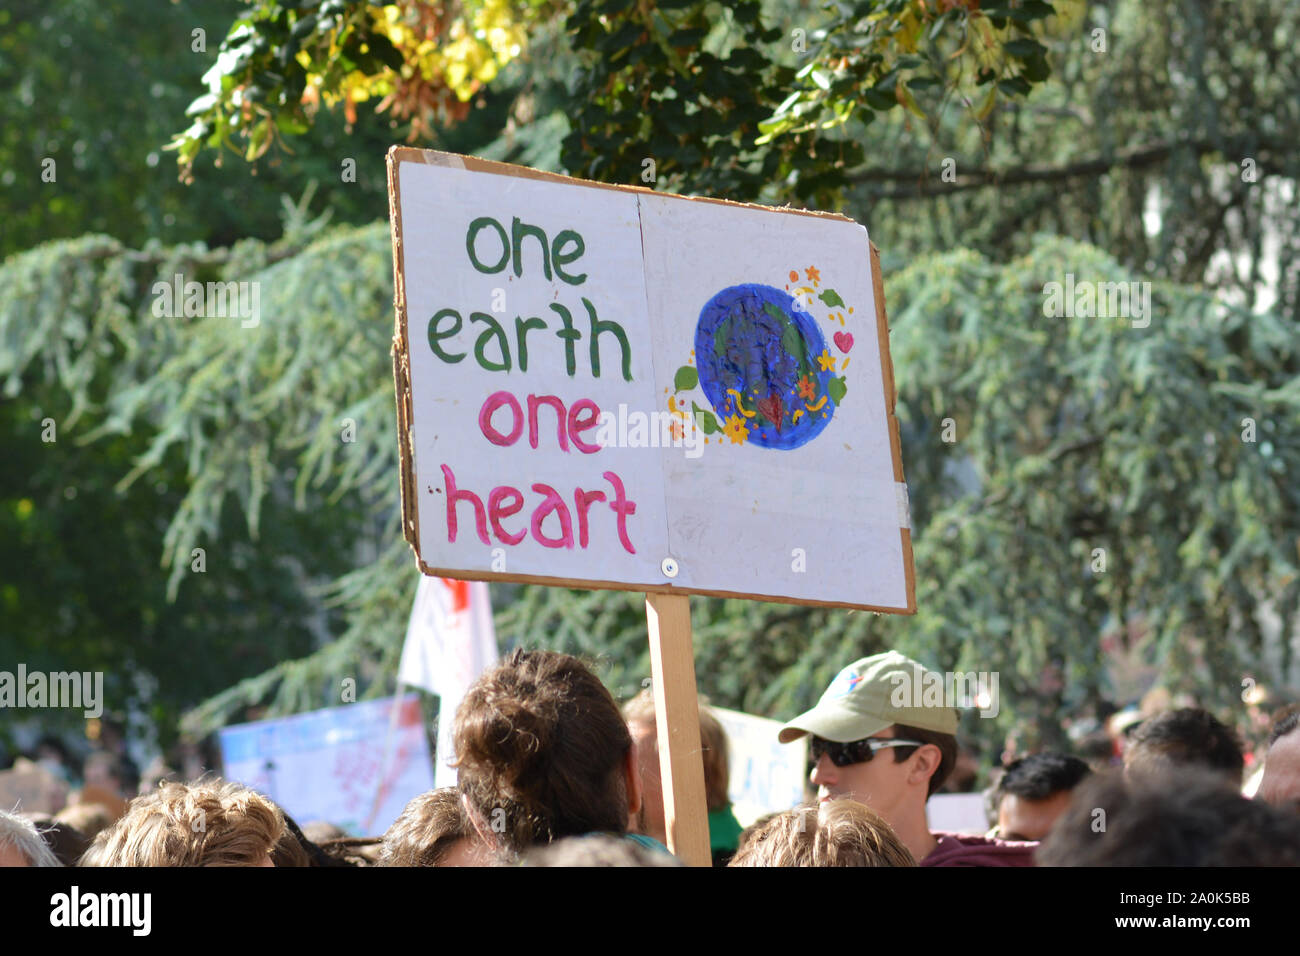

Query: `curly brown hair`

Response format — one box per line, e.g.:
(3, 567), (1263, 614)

(452, 648), (632, 854)
(379, 788), (471, 866)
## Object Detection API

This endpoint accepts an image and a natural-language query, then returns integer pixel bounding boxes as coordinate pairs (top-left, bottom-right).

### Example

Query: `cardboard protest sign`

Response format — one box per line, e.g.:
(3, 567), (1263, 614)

(387, 147), (914, 613)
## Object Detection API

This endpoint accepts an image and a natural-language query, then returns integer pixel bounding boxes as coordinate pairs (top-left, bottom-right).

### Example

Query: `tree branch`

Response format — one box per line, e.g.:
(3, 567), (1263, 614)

(847, 138), (1273, 200)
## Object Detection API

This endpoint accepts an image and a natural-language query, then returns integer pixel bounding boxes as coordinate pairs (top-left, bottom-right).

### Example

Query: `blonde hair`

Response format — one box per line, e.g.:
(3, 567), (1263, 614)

(623, 688), (730, 810)
(728, 800), (916, 867)
(84, 779), (284, 867)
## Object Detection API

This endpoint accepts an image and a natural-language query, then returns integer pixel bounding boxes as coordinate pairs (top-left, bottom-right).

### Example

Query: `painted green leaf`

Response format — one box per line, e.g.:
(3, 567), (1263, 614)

(827, 376), (848, 403)
(819, 288), (845, 308)
(692, 402), (721, 434)
(674, 365), (698, 391)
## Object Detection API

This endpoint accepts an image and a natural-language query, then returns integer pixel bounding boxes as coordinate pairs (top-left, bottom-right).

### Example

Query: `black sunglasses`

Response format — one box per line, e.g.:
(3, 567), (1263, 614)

(810, 735), (924, 767)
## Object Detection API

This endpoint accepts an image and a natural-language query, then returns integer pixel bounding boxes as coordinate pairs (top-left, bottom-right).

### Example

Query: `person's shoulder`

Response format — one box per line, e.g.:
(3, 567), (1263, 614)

(920, 830), (1038, 867)
(623, 832), (672, 854)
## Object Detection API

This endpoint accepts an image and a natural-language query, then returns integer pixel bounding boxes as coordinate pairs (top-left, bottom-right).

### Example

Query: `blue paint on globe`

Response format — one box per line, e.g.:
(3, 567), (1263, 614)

(694, 284), (835, 450)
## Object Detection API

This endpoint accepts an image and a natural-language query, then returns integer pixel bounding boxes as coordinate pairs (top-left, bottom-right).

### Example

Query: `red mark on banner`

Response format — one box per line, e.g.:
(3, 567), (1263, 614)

(439, 578), (471, 614)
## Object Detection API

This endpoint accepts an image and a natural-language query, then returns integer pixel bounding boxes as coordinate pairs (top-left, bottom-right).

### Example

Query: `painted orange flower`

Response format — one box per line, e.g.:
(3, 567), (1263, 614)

(723, 414), (749, 445)
(817, 349), (836, 371)
(798, 374), (817, 401)
(806, 265), (821, 284)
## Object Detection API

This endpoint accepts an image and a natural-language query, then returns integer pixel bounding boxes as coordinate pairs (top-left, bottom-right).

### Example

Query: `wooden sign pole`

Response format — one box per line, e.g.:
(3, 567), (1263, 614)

(645, 592), (711, 867)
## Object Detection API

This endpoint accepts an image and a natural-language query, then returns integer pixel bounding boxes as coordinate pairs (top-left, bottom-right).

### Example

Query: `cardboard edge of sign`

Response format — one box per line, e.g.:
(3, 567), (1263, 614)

(386, 145), (917, 616)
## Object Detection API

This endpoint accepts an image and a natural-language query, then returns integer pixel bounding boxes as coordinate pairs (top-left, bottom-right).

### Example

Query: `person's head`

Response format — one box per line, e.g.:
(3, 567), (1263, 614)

(453, 648), (640, 855)
(1256, 707), (1300, 812)
(622, 688), (731, 844)
(35, 819), (91, 867)
(300, 820), (347, 844)
(728, 800), (916, 867)
(82, 750), (131, 795)
(379, 787), (493, 866)
(0, 811), (62, 867)
(1038, 767), (1300, 866)
(53, 802), (114, 841)
(84, 778), (284, 867)
(520, 834), (682, 867)
(992, 752), (1092, 842)
(1075, 730), (1118, 773)
(1123, 707), (1244, 784)
(778, 652), (958, 828)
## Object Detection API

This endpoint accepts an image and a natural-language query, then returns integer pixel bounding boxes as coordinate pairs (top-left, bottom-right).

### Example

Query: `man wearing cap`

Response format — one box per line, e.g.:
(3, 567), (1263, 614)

(779, 651), (1036, 866)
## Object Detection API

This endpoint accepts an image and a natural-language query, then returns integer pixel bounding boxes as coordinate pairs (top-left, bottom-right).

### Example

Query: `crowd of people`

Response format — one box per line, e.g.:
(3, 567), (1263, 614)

(3, 648), (1300, 867)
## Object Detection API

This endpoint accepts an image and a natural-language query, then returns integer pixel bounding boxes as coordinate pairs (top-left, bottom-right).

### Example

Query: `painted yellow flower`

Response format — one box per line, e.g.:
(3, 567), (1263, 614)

(723, 414), (749, 445)
(817, 349), (836, 371)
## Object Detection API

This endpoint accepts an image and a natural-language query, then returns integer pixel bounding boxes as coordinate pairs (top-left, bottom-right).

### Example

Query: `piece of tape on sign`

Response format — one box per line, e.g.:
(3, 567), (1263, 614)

(418, 151), (466, 169)
(896, 482), (912, 530)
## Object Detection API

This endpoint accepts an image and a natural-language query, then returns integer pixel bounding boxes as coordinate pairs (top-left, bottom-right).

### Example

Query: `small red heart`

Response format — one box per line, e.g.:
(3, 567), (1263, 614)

(756, 393), (785, 430)
(834, 331), (854, 353)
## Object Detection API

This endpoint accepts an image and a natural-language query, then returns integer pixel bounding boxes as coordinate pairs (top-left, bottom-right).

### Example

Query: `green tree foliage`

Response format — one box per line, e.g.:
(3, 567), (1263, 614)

(0, 0), (505, 259)
(173, 0), (1066, 207)
(847, 0), (1300, 321)
(563, 0), (1063, 205)
(167, 0), (556, 181)
(0, 232), (359, 750)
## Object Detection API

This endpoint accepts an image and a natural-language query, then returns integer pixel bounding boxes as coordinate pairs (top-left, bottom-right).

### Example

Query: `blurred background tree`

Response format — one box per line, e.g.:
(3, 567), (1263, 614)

(3, 0), (1297, 773)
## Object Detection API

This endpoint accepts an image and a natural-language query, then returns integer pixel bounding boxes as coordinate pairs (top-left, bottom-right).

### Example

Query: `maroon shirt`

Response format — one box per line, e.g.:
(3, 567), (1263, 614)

(920, 831), (1038, 867)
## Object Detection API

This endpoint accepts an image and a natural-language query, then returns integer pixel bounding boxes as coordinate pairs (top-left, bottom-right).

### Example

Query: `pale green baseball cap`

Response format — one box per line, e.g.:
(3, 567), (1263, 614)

(778, 651), (959, 743)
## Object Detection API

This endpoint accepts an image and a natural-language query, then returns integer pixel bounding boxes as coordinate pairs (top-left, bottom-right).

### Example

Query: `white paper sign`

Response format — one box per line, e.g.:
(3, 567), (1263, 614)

(390, 149), (913, 611)
(712, 706), (809, 824)
(218, 695), (434, 836)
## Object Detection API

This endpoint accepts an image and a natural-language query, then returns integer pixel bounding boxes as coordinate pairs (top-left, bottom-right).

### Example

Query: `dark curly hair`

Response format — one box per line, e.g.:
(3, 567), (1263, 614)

(1124, 708), (1243, 781)
(996, 752), (1092, 802)
(1039, 767), (1300, 866)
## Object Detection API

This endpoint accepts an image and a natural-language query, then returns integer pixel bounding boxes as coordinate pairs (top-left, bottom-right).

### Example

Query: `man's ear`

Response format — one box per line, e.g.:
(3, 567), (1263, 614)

(625, 740), (643, 817)
(909, 743), (942, 789)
